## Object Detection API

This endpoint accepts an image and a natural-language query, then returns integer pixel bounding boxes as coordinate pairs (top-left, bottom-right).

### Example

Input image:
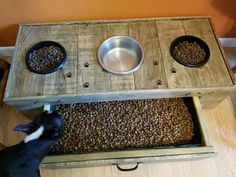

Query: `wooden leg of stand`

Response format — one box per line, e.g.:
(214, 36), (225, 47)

(0, 142), (6, 150)
(232, 66), (236, 74)
(0, 59), (10, 108)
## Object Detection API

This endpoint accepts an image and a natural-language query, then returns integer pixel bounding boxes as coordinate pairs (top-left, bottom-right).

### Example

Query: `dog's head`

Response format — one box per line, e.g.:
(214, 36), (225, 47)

(14, 111), (63, 142)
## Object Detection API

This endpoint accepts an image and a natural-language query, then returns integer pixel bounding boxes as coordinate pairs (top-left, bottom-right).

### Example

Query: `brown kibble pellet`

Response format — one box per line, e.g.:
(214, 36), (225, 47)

(28, 45), (64, 73)
(173, 41), (206, 65)
(51, 98), (194, 154)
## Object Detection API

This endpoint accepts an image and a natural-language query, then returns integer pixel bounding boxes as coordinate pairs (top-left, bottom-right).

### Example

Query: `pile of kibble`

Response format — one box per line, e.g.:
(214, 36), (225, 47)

(28, 45), (64, 73)
(51, 98), (194, 154)
(173, 41), (206, 65)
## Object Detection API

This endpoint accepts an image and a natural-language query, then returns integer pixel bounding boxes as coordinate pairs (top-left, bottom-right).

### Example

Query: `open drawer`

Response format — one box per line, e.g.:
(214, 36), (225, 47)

(41, 96), (215, 169)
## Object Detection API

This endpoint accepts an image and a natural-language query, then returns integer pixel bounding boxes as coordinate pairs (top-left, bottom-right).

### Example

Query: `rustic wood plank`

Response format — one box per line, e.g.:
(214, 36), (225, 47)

(8, 26), (52, 97)
(107, 23), (135, 91)
(43, 25), (78, 94)
(42, 147), (214, 166)
(182, 19), (233, 87)
(4, 17), (235, 108)
(200, 91), (231, 108)
(208, 18), (236, 85)
(193, 96), (211, 146)
(78, 24), (111, 93)
(43, 46), (78, 95)
(41, 152), (214, 169)
(43, 25), (78, 95)
(5, 85), (236, 111)
(20, 16), (211, 26)
(107, 23), (129, 37)
(4, 26), (23, 98)
(79, 23), (107, 35)
(129, 21), (168, 89)
(156, 20), (202, 89)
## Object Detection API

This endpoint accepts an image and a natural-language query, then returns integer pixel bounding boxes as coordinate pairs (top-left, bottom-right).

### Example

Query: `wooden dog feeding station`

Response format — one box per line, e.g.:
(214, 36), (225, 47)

(4, 16), (236, 169)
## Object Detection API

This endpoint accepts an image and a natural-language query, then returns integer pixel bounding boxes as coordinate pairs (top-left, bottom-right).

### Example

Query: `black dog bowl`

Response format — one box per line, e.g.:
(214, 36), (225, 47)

(25, 41), (67, 74)
(170, 35), (210, 67)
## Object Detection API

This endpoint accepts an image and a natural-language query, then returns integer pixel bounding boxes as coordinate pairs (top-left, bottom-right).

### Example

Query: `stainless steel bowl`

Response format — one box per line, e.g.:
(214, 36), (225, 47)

(97, 36), (144, 75)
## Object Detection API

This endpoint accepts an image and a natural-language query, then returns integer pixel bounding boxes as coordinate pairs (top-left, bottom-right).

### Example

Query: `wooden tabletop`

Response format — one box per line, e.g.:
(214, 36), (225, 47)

(4, 17), (235, 107)
(1, 93), (236, 177)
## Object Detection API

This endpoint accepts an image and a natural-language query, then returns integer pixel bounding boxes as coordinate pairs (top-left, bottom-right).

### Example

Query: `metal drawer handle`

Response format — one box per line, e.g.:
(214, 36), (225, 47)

(115, 162), (140, 171)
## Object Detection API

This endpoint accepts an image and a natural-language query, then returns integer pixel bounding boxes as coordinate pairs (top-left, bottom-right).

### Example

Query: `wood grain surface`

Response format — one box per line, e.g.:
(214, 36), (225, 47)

(4, 17), (235, 108)
(1, 94), (236, 177)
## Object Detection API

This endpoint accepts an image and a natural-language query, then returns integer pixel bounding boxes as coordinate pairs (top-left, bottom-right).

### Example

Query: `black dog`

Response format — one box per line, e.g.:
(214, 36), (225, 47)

(0, 111), (63, 177)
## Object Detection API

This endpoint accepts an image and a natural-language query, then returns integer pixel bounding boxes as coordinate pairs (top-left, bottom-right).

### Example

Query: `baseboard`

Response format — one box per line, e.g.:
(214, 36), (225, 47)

(219, 38), (236, 47)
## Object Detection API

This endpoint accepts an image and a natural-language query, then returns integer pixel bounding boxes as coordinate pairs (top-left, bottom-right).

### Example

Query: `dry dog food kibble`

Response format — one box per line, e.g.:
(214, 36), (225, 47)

(51, 98), (194, 154)
(173, 41), (206, 65)
(28, 45), (64, 73)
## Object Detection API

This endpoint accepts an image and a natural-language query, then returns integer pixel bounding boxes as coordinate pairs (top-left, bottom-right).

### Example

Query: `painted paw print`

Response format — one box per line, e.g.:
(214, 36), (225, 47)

(66, 72), (72, 78)
(84, 62), (89, 67)
(156, 80), (162, 85)
(170, 68), (177, 73)
(83, 82), (90, 88)
(153, 60), (159, 66)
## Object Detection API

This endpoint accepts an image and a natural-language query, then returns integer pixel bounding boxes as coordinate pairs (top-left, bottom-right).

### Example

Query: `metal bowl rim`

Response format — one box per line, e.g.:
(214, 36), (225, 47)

(97, 36), (144, 75)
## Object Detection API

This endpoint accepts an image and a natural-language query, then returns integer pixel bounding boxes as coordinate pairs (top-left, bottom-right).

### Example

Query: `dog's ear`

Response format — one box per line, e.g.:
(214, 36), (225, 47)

(14, 123), (33, 134)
